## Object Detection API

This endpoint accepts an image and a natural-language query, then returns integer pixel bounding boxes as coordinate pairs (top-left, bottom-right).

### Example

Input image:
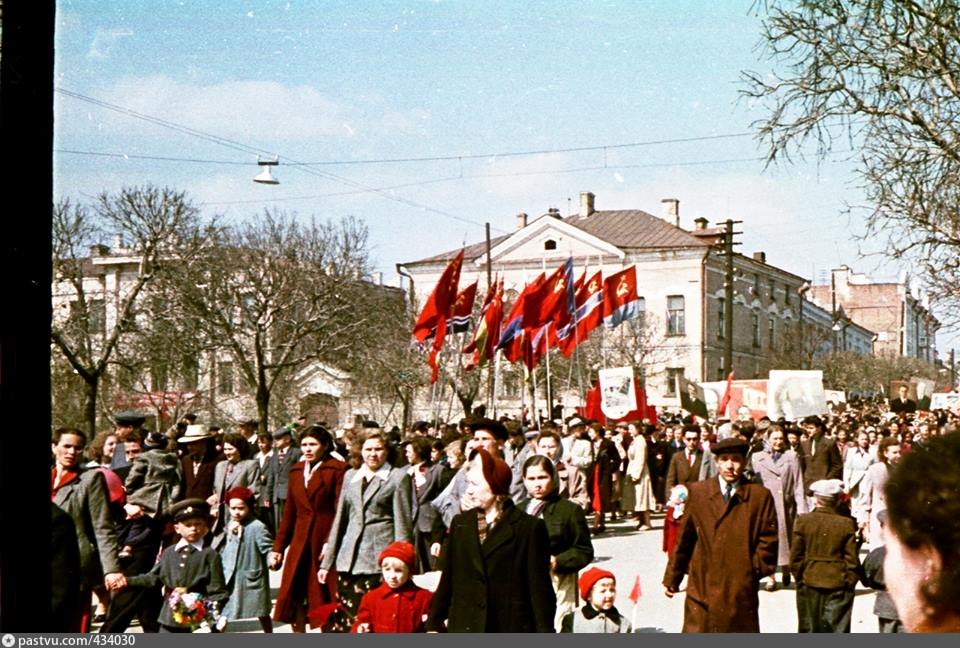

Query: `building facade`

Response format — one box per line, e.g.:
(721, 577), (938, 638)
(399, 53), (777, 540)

(399, 192), (809, 413)
(808, 266), (939, 363)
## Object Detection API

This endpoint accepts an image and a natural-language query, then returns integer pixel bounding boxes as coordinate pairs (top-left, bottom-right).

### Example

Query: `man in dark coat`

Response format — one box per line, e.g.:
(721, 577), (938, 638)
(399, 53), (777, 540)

(51, 502), (82, 632)
(426, 450), (555, 632)
(263, 426), (302, 529)
(790, 479), (861, 633)
(178, 425), (220, 502)
(799, 416), (843, 508)
(663, 437), (779, 632)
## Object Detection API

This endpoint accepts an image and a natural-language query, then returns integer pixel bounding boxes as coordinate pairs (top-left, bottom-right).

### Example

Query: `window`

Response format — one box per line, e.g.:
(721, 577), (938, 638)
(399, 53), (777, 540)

(753, 273), (760, 296)
(72, 299), (106, 335)
(182, 354), (199, 391)
(752, 313), (761, 347)
(666, 368), (684, 396)
(218, 361), (235, 396)
(637, 297), (646, 320)
(717, 297), (725, 339)
(543, 239), (557, 251)
(768, 316), (775, 347)
(667, 295), (685, 336)
(769, 278), (776, 302)
(785, 285), (792, 306)
(150, 364), (168, 392)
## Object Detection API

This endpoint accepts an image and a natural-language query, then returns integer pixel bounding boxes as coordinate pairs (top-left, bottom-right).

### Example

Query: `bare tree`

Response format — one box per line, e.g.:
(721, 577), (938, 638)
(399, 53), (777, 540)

(162, 211), (392, 436)
(742, 0), (960, 325)
(51, 187), (205, 435)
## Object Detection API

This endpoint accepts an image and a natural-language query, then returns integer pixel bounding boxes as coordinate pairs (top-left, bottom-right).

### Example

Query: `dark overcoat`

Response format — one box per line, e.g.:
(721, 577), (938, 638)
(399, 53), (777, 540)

(665, 449), (706, 493)
(426, 501), (556, 632)
(663, 478), (779, 632)
(799, 435), (843, 492)
(538, 495), (594, 575)
(272, 457), (346, 624)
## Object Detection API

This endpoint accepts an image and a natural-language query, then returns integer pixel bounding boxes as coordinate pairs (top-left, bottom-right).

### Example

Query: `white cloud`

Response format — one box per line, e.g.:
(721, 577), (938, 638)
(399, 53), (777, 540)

(87, 27), (133, 60)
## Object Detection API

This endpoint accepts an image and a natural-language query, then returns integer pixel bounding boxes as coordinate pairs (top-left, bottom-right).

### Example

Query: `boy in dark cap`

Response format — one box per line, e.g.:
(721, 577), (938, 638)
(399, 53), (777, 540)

(120, 499), (229, 632)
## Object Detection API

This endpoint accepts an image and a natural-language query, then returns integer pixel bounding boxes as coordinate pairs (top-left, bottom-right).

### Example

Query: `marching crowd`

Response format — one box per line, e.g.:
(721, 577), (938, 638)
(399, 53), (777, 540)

(50, 398), (960, 633)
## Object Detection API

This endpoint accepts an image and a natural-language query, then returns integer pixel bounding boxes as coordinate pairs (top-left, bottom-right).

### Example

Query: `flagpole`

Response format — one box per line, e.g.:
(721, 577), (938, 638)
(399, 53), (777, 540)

(543, 323), (552, 426)
(492, 350), (501, 418)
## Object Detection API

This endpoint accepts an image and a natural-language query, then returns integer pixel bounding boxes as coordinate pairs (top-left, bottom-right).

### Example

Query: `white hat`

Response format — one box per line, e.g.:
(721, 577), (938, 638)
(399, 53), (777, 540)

(809, 479), (844, 498)
(567, 417), (585, 428)
(178, 424), (213, 443)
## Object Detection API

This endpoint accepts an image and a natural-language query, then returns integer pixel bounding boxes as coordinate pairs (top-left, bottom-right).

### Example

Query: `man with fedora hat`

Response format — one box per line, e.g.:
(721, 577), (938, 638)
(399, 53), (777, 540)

(179, 424), (221, 503)
(663, 436), (779, 632)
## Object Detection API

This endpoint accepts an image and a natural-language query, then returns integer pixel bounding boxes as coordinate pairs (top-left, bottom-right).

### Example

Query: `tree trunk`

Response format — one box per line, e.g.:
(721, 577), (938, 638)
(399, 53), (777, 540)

(256, 381), (271, 437)
(84, 376), (99, 439)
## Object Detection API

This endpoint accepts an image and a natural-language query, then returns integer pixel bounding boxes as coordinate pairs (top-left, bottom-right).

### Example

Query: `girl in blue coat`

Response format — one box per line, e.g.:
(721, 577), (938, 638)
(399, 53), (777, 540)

(213, 486), (274, 632)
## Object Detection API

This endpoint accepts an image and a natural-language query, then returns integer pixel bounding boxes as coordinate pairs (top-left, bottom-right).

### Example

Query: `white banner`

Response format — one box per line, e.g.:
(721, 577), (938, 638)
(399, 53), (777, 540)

(930, 392), (960, 411)
(768, 370), (827, 420)
(598, 366), (638, 419)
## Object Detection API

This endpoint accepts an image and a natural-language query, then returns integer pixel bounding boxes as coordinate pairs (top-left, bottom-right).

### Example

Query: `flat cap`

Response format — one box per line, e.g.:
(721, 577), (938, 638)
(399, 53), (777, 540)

(711, 436), (749, 457)
(467, 417), (509, 441)
(809, 479), (844, 498)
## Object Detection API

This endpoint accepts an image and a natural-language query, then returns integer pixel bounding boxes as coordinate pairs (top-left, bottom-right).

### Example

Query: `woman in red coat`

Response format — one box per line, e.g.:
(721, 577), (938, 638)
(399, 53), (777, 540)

(269, 426), (346, 632)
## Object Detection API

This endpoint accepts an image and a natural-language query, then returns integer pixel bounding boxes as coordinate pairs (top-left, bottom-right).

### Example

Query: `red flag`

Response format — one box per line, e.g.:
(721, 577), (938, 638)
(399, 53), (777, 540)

(628, 575), (642, 604)
(524, 257), (575, 331)
(447, 281), (478, 334)
(602, 266), (640, 329)
(498, 274), (545, 363)
(718, 371), (735, 418)
(412, 249), (464, 343)
(412, 250), (464, 382)
(559, 271), (603, 357)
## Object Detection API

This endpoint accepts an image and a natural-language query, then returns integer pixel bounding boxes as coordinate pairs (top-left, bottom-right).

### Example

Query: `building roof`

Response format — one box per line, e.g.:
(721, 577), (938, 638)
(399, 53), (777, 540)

(404, 208), (711, 266)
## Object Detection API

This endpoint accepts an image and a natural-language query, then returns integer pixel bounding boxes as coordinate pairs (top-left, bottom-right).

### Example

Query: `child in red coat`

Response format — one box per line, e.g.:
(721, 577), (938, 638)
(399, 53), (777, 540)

(351, 541), (433, 633)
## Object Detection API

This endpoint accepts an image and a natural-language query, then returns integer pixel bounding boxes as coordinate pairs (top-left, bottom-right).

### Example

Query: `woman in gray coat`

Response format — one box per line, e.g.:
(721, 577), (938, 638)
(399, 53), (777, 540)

(318, 429), (413, 622)
(750, 425), (807, 589)
(211, 434), (261, 535)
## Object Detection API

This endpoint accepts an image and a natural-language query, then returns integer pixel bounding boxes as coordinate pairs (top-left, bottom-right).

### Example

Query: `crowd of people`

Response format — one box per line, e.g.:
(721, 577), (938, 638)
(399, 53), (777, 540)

(50, 397), (960, 633)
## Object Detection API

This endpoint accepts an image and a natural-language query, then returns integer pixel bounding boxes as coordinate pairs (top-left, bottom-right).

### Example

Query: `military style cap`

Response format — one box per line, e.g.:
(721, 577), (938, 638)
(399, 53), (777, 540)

(169, 498), (211, 522)
(114, 410), (146, 426)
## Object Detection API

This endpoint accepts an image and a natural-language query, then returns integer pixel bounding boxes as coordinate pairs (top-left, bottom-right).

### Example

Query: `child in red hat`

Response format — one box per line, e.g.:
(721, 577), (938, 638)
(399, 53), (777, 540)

(351, 541), (433, 633)
(560, 567), (632, 633)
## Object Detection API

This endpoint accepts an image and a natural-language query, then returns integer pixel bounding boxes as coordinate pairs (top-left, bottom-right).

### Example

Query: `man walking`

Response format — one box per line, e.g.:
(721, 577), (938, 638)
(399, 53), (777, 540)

(663, 437), (779, 632)
(790, 479), (861, 633)
(263, 426), (301, 530)
(799, 416), (843, 509)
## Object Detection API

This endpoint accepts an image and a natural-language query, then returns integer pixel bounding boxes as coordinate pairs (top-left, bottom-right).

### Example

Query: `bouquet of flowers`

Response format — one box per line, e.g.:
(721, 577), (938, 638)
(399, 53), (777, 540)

(167, 587), (221, 632)
(667, 485), (689, 518)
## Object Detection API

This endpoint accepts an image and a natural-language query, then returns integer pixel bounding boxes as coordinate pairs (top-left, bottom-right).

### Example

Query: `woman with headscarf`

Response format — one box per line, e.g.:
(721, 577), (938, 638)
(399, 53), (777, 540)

(426, 449), (555, 632)
(883, 433), (960, 632)
(270, 426), (346, 632)
(318, 429), (413, 624)
(521, 454), (594, 631)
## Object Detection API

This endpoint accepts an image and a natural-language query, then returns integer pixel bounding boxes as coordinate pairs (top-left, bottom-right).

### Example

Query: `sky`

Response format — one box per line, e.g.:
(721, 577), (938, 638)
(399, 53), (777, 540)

(52, 0), (957, 357)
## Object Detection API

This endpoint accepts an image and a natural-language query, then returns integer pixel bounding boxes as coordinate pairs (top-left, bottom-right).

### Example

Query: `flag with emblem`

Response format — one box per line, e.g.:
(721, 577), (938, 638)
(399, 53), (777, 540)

(558, 270), (604, 356)
(447, 281), (478, 334)
(497, 274), (545, 363)
(524, 257), (575, 331)
(602, 266), (640, 329)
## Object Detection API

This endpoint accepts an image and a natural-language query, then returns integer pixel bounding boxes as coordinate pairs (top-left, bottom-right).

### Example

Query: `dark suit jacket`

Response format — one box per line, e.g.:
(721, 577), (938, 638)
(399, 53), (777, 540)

(800, 435), (843, 491)
(411, 462), (446, 534)
(665, 449), (705, 493)
(426, 501), (556, 632)
(181, 455), (219, 501)
(264, 447), (302, 505)
(889, 398), (917, 414)
(790, 508), (860, 590)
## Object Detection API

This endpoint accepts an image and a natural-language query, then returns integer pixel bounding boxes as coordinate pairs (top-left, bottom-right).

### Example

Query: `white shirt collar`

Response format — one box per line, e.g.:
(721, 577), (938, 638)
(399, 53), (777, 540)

(175, 538), (205, 552)
(719, 475), (738, 495)
(351, 463), (392, 483)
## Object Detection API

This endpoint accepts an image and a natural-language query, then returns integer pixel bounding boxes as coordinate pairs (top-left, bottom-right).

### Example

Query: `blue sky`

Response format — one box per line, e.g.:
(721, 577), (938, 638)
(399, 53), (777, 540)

(52, 1), (956, 356)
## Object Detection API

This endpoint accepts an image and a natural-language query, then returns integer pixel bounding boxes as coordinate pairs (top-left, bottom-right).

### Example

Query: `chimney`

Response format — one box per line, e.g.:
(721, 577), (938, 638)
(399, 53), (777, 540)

(516, 212), (528, 230)
(547, 207), (561, 219)
(89, 244), (110, 257)
(694, 216), (708, 230)
(753, 251), (766, 264)
(579, 191), (595, 218)
(661, 198), (679, 227)
(113, 235), (124, 250)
